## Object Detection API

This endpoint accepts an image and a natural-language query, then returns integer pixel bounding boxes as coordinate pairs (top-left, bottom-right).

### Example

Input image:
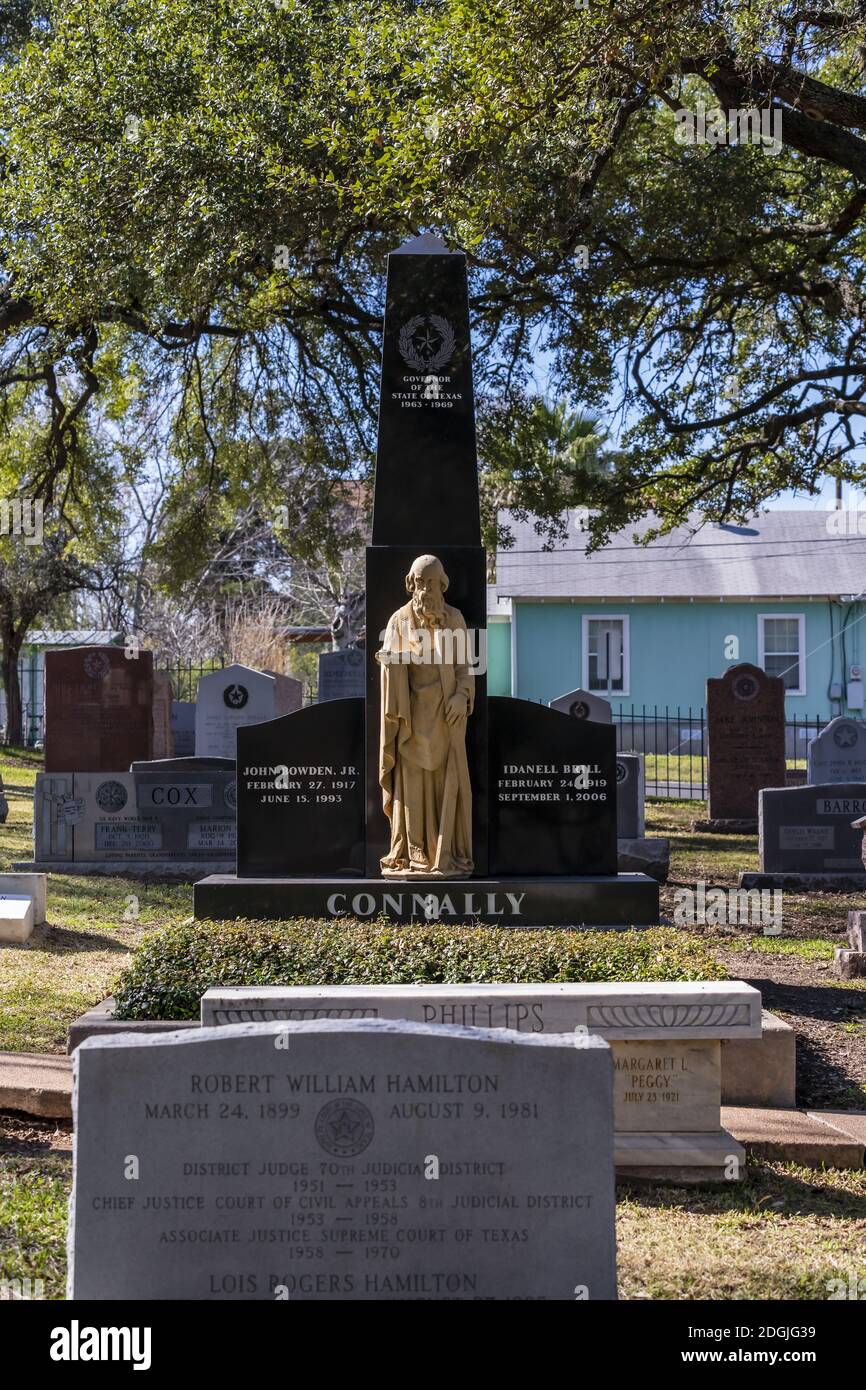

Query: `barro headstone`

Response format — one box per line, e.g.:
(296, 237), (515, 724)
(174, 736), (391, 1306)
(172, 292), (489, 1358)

(759, 783), (866, 873)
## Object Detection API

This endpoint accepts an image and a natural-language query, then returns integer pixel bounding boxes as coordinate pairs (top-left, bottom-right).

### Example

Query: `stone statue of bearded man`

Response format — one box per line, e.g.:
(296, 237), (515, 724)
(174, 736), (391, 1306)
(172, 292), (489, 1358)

(376, 554), (474, 877)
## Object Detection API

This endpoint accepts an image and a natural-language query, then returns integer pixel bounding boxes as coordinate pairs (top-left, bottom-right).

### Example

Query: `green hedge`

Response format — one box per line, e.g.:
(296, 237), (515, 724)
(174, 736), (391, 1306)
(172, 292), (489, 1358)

(113, 918), (726, 1021)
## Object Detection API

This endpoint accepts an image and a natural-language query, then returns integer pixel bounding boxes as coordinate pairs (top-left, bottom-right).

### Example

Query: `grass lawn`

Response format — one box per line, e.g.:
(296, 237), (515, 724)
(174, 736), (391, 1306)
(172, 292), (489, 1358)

(0, 749), (190, 1052)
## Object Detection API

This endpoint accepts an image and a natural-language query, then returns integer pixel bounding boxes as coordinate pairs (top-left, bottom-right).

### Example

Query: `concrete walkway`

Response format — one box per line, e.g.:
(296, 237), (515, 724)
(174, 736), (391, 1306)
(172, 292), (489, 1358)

(0, 1051), (72, 1119)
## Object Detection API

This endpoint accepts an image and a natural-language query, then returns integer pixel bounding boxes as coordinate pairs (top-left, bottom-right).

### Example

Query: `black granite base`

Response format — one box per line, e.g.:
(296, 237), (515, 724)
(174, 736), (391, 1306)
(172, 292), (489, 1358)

(194, 873), (660, 927)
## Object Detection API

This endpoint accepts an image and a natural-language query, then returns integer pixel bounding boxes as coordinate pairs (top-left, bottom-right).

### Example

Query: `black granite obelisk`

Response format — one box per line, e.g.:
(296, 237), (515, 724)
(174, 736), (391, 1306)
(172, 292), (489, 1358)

(365, 234), (488, 876)
(195, 235), (659, 926)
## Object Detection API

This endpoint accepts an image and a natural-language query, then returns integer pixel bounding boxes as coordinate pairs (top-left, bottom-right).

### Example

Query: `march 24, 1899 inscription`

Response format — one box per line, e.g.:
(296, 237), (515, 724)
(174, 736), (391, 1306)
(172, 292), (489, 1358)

(69, 1019), (617, 1301)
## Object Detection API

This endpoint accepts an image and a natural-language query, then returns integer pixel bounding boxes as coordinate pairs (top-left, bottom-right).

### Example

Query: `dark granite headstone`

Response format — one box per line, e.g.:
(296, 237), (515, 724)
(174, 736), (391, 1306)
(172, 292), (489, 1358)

(236, 701), (364, 877)
(488, 697), (617, 875)
(759, 783), (866, 872)
(318, 647), (365, 702)
(196, 235), (659, 927)
(171, 700), (196, 756)
(615, 754), (645, 839)
(152, 672), (174, 758)
(706, 663), (786, 821)
(44, 645), (153, 773)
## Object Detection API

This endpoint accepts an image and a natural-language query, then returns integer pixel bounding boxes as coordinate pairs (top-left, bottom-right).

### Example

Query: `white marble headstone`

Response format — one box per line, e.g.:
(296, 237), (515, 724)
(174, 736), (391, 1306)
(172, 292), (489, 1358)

(550, 687), (612, 723)
(69, 1018), (617, 1300)
(807, 716), (866, 785)
(195, 664), (302, 758)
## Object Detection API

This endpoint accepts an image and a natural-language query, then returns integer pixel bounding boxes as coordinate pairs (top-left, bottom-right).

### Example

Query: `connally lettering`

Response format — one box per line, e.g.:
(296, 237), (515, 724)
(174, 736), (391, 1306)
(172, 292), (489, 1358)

(326, 891), (526, 918)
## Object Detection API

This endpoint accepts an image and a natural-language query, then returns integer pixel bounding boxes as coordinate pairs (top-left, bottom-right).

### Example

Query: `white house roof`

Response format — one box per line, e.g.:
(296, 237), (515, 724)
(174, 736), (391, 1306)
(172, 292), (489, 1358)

(488, 509), (866, 605)
(26, 629), (121, 647)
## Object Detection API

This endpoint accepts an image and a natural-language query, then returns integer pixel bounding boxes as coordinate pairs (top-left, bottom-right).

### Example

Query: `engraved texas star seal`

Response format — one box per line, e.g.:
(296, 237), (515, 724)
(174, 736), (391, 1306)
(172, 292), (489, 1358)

(314, 1098), (375, 1158)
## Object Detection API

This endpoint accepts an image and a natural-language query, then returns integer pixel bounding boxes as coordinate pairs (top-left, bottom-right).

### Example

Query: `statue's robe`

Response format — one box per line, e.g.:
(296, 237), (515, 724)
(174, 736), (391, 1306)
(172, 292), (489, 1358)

(376, 599), (474, 877)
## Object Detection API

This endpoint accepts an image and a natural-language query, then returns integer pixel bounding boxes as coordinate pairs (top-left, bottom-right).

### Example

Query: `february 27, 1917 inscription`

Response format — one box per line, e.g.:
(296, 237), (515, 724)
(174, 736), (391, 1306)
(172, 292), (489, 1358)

(69, 1019), (617, 1301)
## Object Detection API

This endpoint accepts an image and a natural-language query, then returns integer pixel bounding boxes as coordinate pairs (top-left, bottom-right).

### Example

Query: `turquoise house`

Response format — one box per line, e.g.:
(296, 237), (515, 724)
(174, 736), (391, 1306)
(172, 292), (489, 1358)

(486, 510), (866, 722)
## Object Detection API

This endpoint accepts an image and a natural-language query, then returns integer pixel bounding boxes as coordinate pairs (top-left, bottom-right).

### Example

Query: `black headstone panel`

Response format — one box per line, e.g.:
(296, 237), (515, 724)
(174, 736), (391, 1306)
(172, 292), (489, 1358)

(372, 239), (480, 547)
(488, 697), (618, 876)
(236, 701), (364, 878)
(365, 544), (488, 877)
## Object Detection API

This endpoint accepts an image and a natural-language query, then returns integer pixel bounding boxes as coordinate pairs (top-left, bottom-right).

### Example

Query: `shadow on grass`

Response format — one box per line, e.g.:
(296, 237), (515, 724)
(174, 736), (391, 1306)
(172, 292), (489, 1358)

(12, 924), (131, 955)
(620, 1161), (866, 1219)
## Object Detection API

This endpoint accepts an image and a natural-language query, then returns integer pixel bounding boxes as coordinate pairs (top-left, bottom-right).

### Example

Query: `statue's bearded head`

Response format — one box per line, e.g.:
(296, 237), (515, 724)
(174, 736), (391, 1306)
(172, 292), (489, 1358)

(406, 554), (448, 628)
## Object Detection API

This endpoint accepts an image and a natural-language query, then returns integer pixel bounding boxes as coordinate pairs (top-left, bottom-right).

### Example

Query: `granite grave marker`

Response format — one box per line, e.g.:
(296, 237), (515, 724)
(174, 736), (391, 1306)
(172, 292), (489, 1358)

(44, 646), (154, 773)
(318, 647), (365, 702)
(705, 663), (786, 825)
(69, 1017), (617, 1300)
(744, 782), (866, 889)
(807, 716), (866, 785)
(195, 235), (658, 926)
(550, 688), (612, 724)
(195, 664), (302, 759)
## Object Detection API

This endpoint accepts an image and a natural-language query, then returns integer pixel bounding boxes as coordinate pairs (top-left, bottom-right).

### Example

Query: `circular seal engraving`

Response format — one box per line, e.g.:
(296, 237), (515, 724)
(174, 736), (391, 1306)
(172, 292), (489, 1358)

(314, 1098), (375, 1158)
(83, 651), (111, 680)
(223, 682), (249, 710)
(347, 648), (363, 668)
(832, 722), (859, 749)
(398, 314), (456, 374)
(569, 699), (590, 720)
(731, 672), (759, 702)
(95, 780), (127, 813)
(615, 760), (627, 784)
(223, 779), (237, 810)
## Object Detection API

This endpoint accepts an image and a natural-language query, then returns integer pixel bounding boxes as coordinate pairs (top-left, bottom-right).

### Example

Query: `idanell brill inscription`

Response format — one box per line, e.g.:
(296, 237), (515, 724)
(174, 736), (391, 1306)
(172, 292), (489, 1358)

(69, 1019), (617, 1300)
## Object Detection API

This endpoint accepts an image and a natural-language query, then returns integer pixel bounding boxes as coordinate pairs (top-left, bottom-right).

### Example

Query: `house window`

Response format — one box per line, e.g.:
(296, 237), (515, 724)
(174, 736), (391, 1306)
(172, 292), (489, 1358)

(758, 614), (805, 694)
(582, 615), (629, 695)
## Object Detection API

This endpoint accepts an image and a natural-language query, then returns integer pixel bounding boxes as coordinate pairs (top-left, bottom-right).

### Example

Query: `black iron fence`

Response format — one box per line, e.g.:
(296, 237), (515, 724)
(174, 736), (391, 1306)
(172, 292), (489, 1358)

(611, 704), (829, 800)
